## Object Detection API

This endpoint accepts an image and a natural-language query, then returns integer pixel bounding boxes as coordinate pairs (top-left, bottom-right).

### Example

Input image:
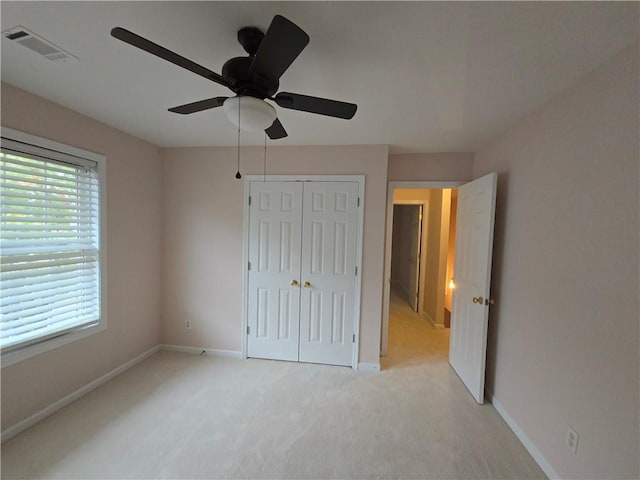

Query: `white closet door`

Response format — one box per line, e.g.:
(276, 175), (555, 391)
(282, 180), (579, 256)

(247, 182), (303, 362)
(299, 182), (359, 366)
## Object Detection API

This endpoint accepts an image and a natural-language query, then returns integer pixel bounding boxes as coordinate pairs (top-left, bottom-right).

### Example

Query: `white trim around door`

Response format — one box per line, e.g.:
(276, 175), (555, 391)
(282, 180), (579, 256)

(242, 175), (365, 370)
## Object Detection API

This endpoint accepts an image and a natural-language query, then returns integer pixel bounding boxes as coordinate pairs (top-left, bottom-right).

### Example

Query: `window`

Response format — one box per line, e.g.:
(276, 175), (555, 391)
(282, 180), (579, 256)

(0, 128), (106, 366)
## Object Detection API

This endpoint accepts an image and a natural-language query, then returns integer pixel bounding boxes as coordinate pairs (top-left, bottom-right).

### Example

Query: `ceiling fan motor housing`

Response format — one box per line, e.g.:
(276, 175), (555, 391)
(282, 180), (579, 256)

(222, 56), (279, 98)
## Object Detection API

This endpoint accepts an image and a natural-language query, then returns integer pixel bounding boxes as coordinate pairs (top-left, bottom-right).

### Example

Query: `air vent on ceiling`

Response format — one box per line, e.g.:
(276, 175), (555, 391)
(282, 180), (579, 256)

(2, 26), (78, 63)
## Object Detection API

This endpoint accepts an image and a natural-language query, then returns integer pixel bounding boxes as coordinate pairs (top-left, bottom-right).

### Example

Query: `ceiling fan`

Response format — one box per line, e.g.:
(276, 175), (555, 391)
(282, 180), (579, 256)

(110, 15), (357, 140)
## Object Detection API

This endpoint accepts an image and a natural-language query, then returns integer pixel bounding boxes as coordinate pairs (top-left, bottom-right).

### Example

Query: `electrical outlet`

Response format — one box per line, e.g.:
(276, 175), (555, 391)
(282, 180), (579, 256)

(184, 320), (192, 329)
(566, 427), (579, 454)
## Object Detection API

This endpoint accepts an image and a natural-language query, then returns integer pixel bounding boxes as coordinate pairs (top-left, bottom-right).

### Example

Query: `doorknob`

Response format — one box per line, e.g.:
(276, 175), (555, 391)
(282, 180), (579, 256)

(290, 280), (298, 287)
(303, 281), (311, 288)
(472, 296), (484, 304)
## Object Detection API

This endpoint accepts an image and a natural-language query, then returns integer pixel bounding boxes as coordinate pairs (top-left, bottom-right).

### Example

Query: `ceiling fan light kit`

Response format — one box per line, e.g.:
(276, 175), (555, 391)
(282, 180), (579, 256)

(110, 15), (357, 140)
(224, 96), (277, 132)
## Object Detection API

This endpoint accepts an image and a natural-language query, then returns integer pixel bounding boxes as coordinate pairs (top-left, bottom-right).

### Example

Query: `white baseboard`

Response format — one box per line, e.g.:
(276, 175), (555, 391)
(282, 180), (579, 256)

(160, 344), (242, 359)
(357, 362), (381, 372)
(487, 389), (559, 479)
(1, 345), (160, 443)
(422, 312), (445, 329)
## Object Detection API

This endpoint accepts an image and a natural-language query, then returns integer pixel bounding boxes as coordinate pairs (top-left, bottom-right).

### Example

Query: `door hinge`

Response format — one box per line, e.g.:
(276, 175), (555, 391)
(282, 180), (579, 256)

(248, 196), (252, 205)
(352, 334), (356, 343)
(247, 326), (250, 335)
(355, 266), (358, 275)
(248, 261), (251, 270)
(357, 197), (360, 207)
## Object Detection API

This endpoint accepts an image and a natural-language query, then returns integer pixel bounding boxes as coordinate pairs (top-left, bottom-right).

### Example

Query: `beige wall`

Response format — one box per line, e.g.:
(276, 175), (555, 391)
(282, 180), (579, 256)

(0, 83), (163, 430)
(474, 45), (639, 479)
(445, 191), (458, 312)
(437, 189), (451, 323)
(390, 205), (418, 300)
(388, 152), (473, 181)
(390, 206), (408, 289)
(162, 145), (388, 365)
(390, 207), (400, 283)
(393, 188), (431, 203)
(423, 190), (444, 325)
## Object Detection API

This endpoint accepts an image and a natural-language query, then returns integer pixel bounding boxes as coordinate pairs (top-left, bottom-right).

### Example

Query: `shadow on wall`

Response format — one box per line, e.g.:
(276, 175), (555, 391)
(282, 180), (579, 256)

(484, 171), (510, 395)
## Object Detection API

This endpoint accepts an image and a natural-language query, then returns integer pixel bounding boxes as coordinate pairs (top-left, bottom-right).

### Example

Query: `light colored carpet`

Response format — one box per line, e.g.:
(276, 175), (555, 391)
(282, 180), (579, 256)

(1, 291), (545, 479)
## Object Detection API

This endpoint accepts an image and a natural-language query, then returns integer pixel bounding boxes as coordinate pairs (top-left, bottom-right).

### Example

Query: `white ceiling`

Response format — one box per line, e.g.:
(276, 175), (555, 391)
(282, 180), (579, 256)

(1, 2), (637, 153)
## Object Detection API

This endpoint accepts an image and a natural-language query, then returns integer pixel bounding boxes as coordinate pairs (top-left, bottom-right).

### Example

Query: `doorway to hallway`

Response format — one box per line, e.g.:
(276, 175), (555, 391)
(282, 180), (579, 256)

(381, 284), (450, 369)
(383, 186), (459, 367)
(382, 176), (498, 404)
(385, 186), (458, 337)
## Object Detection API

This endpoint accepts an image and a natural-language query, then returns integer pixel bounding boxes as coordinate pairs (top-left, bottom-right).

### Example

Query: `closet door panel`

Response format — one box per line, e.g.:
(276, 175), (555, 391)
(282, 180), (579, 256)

(299, 182), (359, 366)
(247, 182), (303, 361)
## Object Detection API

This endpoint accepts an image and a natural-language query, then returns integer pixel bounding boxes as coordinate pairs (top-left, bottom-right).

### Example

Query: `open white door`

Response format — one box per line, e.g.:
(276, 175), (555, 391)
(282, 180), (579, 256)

(449, 173), (497, 404)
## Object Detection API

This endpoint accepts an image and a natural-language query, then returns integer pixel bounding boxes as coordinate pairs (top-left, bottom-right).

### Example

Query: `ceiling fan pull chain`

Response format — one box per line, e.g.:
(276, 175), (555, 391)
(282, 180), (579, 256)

(235, 96), (242, 179)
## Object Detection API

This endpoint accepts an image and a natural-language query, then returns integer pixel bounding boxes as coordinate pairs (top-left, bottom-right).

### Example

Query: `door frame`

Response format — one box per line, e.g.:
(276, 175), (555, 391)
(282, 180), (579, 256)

(242, 175), (366, 370)
(381, 181), (464, 357)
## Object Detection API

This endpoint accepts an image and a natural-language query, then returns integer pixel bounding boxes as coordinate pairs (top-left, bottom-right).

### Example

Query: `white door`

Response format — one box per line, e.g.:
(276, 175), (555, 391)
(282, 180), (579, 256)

(247, 180), (359, 366)
(407, 205), (422, 312)
(247, 182), (303, 361)
(449, 173), (497, 404)
(299, 182), (359, 366)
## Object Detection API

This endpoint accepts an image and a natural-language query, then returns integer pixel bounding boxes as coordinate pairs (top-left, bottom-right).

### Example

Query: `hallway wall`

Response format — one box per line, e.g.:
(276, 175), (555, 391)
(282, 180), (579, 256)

(390, 206), (414, 296)
(444, 191), (458, 313)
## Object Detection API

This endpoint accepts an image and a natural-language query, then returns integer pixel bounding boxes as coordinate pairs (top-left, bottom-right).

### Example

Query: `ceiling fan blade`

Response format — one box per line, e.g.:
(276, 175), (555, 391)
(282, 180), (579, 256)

(265, 118), (288, 139)
(248, 15), (309, 83)
(168, 97), (228, 114)
(111, 27), (230, 88)
(274, 92), (357, 119)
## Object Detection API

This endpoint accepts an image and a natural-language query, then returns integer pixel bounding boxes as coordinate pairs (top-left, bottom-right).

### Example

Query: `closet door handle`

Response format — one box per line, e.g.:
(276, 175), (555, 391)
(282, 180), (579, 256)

(290, 280), (298, 287)
(303, 281), (311, 289)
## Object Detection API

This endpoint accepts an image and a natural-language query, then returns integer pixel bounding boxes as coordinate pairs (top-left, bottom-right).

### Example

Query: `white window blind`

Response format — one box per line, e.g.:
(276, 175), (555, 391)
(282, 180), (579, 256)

(0, 139), (100, 352)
